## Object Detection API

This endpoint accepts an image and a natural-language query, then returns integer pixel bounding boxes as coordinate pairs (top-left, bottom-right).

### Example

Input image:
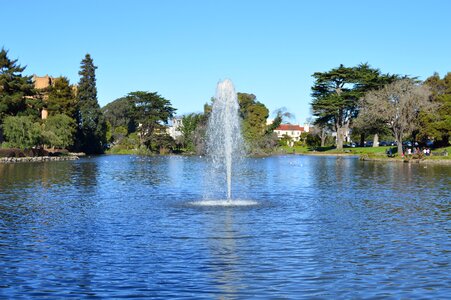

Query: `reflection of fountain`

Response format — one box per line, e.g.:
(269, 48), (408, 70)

(205, 210), (244, 295)
(206, 79), (243, 201)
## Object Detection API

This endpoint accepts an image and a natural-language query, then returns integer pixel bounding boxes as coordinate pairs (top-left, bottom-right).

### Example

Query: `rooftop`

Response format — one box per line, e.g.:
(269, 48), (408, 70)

(275, 124), (304, 131)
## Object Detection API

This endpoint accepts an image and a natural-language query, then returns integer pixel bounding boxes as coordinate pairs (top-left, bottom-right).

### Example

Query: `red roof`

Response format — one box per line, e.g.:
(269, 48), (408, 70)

(275, 124), (304, 131)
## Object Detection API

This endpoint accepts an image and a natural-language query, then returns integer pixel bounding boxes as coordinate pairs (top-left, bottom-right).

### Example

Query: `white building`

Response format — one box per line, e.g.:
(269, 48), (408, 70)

(274, 124), (309, 142)
(167, 118), (183, 139)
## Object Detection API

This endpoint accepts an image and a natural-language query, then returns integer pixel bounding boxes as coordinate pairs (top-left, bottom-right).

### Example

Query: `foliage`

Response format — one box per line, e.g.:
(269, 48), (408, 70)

(182, 101), (213, 155)
(252, 132), (279, 154)
(125, 91), (176, 150)
(311, 63), (398, 150)
(75, 54), (107, 154)
(42, 114), (76, 148)
(420, 72), (451, 146)
(101, 91), (177, 153)
(359, 79), (432, 156)
(237, 93), (271, 152)
(278, 133), (292, 146)
(2, 116), (41, 149)
(353, 110), (391, 146)
(312, 116), (333, 147)
(192, 119), (208, 155)
(180, 113), (204, 152)
(0, 48), (35, 124)
(46, 77), (77, 118)
(151, 133), (175, 154)
(105, 120), (112, 143)
(111, 125), (128, 144)
(117, 132), (140, 150)
(306, 133), (321, 147)
(102, 96), (136, 134)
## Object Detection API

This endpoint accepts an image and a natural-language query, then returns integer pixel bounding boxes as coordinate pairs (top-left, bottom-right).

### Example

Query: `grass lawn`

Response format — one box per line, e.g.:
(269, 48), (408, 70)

(430, 146), (450, 159)
(278, 145), (391, 155)
(278, 144), (450, 160)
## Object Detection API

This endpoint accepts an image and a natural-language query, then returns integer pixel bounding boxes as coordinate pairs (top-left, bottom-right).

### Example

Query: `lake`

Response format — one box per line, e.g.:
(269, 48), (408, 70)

(0, 155), (450, 298)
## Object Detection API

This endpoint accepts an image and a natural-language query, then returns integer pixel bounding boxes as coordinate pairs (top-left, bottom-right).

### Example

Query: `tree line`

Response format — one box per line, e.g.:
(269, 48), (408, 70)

(0, 48), (301, 156)
(0, 49), (177, 155)
(103, 92), (281, 155)
(0, 49), (107, 154)
(311, 63), (450, 155)
(1, 47), (449, 157)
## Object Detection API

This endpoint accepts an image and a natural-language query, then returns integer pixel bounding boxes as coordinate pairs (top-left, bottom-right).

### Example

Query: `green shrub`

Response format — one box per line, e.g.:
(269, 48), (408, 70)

(3, 116), (41, 149)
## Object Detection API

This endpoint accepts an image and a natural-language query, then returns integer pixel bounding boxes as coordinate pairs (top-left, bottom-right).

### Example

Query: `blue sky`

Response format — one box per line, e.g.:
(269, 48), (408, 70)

(3, 0), (450, 123)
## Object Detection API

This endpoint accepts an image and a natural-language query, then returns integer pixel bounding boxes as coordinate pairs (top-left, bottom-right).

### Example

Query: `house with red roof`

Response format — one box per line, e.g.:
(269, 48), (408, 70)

(274, 124), (309, 142)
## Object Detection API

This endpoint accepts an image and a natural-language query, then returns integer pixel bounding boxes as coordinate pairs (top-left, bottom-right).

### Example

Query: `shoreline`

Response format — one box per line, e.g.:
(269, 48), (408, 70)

(359, 156), (451, 165)
(294, 152), (358, 157)
(0, 155), (79, 164)
(3, 152), (449, 165)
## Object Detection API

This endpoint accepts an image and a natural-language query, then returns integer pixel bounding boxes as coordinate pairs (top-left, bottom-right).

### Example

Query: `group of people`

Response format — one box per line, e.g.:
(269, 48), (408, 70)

(404, 147), (431, 156)
(386, 146), (433, 157)
(402, 146), (432, 156)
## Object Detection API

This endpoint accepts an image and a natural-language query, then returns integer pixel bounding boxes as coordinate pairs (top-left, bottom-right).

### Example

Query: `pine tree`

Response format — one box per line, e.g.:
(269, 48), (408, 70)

(0, 48), (35, 124)
(75, 54), (106, 154)
(46, 76), (77, 118)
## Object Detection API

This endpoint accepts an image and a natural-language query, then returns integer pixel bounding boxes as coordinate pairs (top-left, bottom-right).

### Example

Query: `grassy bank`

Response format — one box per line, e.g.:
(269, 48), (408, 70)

(278, 145), (450, 161)
(278, 145), (391, 155)
(105, 144), (450, 163)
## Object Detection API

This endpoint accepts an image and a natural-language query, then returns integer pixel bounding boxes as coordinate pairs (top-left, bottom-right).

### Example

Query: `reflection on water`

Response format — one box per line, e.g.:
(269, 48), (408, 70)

(205, 209), (242, 296)
(0, 155), (450, 298)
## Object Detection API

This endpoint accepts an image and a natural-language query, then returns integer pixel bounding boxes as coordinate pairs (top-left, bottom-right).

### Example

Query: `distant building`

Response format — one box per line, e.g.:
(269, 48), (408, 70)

(33, 74), (55, 90)
(32, 75), (57, 119)
(167, 118), (183, 139)
(31, 75), (77, 120)
(274, 124), (309, 142)
(31, 75), (56, 119)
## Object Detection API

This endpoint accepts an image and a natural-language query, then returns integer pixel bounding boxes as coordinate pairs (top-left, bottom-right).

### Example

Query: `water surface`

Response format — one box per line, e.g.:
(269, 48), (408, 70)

(0, 155), (449, 298)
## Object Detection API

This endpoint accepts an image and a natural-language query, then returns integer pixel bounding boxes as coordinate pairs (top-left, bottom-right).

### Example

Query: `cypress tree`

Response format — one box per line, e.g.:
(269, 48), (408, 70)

(75, 54), (106, 154)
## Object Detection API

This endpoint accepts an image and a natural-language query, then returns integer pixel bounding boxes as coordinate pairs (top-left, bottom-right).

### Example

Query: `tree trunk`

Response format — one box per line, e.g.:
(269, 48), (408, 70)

(397, 135), (403, 156)
(373, 133), (379, 147)
(336, 127), (344, 150)
(360, 133), (365, 147)
(320, 128), (326, 147)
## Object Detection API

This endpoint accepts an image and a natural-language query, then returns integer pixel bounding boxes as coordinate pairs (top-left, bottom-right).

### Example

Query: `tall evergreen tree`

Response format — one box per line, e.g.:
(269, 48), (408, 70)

(75, 54), (106, 154)
(46, 76), (77, 118)
(311, 63), (397, 150)
(0, 48), (35, 124)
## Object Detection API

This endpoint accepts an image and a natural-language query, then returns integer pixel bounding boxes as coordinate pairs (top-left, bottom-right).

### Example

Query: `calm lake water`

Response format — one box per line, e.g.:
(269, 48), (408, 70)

(0, 155), (450, 299)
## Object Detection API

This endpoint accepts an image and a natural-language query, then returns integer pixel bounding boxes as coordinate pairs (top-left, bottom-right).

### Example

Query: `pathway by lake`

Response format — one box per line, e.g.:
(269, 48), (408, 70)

(0, 155), (449, 298)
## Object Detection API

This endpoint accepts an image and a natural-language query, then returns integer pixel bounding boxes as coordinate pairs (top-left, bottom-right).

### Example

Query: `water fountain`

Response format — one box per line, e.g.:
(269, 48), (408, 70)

(206, 79), (243, 201)
(192, 79), (256, 206)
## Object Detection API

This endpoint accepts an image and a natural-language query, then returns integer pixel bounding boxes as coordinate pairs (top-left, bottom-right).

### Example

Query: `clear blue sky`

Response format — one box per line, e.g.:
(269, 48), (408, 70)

(3, 0), (451, 123)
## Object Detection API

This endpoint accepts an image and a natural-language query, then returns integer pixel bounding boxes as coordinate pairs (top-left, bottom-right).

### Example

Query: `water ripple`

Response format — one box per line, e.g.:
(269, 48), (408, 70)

(0, 155), (450, 298)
